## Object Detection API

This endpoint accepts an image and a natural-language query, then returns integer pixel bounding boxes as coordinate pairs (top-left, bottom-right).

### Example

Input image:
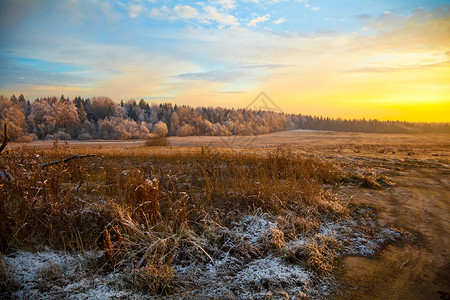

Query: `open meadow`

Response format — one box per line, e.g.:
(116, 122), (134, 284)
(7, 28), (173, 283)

(1, 130), (449, 299)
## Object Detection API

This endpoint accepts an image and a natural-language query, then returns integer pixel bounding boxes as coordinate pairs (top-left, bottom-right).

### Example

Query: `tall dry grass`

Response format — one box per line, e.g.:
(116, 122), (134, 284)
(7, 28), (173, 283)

(0, 143), (351, 291)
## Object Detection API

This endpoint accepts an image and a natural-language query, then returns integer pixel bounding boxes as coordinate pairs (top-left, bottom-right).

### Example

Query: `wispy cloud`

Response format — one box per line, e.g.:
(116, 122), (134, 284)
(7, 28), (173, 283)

(148, 4), (239, 26)
(175, 64), (291, 83)
(248, 14), (270, 27)
(176, 69), (242, 82)
(201, 5), (240, 26)
(272, 17), (286, 25)
(210, 0), (237, 10)
(0, 55), (94, 88)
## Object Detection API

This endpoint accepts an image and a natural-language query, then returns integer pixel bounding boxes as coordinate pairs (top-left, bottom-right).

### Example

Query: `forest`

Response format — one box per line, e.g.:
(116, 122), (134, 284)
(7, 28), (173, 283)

(1, 94), (448, 142)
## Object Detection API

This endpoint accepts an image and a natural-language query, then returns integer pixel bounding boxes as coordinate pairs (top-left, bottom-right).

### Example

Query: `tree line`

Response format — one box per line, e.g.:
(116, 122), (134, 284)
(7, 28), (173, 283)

(0, 94), (448, 142)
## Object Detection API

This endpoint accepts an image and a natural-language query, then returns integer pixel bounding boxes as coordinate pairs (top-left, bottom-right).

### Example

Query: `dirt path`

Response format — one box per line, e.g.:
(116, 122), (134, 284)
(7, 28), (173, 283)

(337, 165), (450, 300)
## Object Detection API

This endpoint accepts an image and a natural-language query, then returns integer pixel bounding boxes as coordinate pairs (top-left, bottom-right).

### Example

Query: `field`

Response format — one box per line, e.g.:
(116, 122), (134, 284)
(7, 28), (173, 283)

(1, 130), (449, 299)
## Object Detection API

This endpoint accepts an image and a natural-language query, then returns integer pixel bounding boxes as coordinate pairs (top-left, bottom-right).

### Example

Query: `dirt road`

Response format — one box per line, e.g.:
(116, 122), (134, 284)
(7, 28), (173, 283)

(337, 165), (450, 300)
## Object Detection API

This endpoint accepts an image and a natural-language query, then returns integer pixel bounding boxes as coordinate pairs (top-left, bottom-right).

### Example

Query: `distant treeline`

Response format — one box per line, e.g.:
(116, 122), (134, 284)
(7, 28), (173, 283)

(1, 94), (449, 141)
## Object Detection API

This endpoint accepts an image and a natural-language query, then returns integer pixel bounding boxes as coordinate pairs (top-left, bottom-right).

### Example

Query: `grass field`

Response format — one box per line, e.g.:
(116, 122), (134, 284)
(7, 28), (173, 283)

(1, 130), (449, 299)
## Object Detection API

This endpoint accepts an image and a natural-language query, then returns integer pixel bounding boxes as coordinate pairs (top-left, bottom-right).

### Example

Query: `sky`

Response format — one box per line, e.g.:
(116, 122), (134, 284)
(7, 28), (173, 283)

(0, 0), (449, 122)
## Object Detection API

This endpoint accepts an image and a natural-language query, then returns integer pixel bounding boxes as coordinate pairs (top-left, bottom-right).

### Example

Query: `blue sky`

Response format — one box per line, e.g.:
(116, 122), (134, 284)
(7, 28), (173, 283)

(0, 0), (449, 121)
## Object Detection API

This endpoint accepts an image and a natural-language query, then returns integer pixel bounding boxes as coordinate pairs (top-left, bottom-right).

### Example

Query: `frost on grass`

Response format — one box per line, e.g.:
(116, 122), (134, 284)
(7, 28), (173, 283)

(1, 212), (407, 299)
(202, 212), (406, 298)
(176, 254), (312, 299)
(2, 250), (141, 300)
(234, 255), (310, 297)
(231, 214), (275, 244)
(318, 207), (404, 257)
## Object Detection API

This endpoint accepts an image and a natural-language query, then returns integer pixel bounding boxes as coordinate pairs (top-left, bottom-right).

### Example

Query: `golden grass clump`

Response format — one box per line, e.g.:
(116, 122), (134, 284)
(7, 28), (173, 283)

(305, 234), (342, 274)
(260, 227), (285, 250)
(284, 234), (342, 275)
(129, 262), (176, 295)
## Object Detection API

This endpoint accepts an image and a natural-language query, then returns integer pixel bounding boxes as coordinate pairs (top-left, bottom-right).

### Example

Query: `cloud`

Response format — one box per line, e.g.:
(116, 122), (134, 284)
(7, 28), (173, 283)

(176, 69), (242, 82)
(345, 52), (450, 73)
(173, 6), (450, 103)
(173, 5), (200, 19)
(212, 90), (245, 94)
(346, 62), (449, 73)
(210, 0), (237, 10)
(242, 0), (284, 5)
(175, 64), (290, 83)
(248, 14), (270, 27)
(149, 4), (238, 26)
(201, 6), (239, 26)
(129, 4), (146, 18)
(295, 0), (319, 11)
(1, 1), (449, 121)
(149, 6), (171, 19)
(58, 0), (121, 23)
(272, 17), (286, 25)
(354, 6), (449, 32)
(0, 55), (93, 88)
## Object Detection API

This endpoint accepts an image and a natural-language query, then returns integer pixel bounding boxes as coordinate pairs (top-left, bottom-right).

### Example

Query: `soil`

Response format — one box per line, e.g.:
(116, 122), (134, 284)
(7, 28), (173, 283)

(335, 165), (450, 300)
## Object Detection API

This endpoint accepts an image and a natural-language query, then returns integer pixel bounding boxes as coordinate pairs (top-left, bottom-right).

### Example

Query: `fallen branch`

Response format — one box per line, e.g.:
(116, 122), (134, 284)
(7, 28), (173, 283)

(0, 123), (8, 154)
(40, 154), (96, 168)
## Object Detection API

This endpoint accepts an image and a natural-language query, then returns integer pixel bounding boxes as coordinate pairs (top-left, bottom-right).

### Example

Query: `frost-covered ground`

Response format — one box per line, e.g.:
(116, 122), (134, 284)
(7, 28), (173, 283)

(1, 250), (143, 299)
(1, 211), (406, 300)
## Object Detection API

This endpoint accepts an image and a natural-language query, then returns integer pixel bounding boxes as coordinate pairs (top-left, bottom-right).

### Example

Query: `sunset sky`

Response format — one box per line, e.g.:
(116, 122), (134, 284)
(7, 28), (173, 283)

(0, 0), (449, 122)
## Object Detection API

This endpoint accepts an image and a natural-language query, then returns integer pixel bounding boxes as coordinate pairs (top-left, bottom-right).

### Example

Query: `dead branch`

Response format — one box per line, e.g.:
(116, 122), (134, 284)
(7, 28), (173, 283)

(40, 154), (96, 168)
(0, 123), (9, 154)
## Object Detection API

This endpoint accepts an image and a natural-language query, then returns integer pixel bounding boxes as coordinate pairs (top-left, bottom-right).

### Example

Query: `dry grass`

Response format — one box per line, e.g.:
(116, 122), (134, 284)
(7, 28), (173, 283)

(145, 136), (169, 147)
(0, 143), (354, 294)
(283, 234), (342, 275)
(260, 227), (285, 251)
(127, 262), (176, 295)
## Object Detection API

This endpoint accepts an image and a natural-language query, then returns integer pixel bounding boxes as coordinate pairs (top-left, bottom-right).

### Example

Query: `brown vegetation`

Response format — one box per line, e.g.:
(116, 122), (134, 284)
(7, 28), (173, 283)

(145, 136), (169, 147)
(0, 142), (354, 292)
(2, 129), (447, 298)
